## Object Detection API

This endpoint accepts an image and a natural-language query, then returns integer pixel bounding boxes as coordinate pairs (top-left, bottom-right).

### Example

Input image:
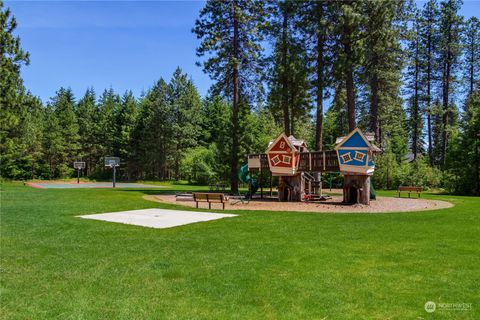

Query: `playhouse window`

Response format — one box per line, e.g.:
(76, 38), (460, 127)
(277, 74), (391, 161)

(341, 153), (352, 163)
(283, 155), (291, 164)
(354, 151), (365, 161)
(271, 155), (281, 165)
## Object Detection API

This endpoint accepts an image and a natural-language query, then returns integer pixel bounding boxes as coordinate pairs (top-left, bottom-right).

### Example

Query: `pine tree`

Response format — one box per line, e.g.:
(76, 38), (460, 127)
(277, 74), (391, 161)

(267, 0), (311, 137)
(98, 88), (120, 158)
(42, 104), (63, 178)
(362, 0), (409, 148)
(438, 0), (463, 166)
(114, 90), (137, 180)
(323, 84), (349, 149)
(406, 10), (425, 159)
(193, 0), (267, 192)
(168, 68), (203, 180)
(201, 96), (232, 181)
(133, 79), (172, 179)
(462, 17), (480, 105)
(20, 93), (45, 179)
(418, 0), (440, 164)
(0, 1), (32, 179)
(76, 88), (99, 175)
(297, 0), (333, 151)
(50, 87), (80, 176)
(332, 1), (364, 131)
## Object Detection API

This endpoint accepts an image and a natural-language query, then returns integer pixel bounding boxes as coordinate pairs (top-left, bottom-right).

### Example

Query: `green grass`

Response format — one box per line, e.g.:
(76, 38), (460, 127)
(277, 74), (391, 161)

(1, 182), (479, 319)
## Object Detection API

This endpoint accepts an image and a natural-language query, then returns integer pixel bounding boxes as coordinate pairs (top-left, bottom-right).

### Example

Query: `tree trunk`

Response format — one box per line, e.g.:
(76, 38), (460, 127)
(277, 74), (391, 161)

(413, 37), (420, 160)
(343, 26), (356, 132)
(315, 20), (324, 152)
(281, 7), (290, 136)
(314, 16), (325, 194)
(370, 71), (380, 142)
(441, 27), (452, 167)
(476, 135), (480, 195)
(346, 67), (356, 131)
(230, 1), (240, 193)
(427, 24), (433, 165)
(469, 41), (474, 98)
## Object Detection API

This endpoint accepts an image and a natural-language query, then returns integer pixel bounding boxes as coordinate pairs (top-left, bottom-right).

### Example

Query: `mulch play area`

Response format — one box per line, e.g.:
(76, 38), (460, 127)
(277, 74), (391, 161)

(146, 194), (453, 213)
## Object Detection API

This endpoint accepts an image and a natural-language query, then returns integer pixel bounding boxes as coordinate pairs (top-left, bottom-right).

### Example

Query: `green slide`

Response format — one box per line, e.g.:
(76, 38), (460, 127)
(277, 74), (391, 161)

(239, 164), (259, 198)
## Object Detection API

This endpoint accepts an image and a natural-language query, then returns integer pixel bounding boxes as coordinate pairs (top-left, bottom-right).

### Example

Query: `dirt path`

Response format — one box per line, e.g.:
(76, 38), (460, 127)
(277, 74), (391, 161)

(144, 194), (453, 213)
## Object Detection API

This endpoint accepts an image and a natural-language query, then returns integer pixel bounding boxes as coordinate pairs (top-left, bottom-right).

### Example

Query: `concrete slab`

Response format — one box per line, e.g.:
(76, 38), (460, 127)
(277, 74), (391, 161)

(77, 208), (237, 229)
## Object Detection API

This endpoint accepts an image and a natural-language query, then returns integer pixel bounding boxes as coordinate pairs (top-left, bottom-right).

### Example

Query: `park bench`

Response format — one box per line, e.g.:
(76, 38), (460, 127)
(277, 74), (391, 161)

(192, 193), (228, 210)
(398, 186), (423, 198)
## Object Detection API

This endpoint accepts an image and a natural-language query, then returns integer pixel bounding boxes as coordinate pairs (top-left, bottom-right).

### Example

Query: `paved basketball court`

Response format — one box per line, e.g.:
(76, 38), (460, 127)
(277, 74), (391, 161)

(77, 208), (237, 229)
(28, 182), (163, 189)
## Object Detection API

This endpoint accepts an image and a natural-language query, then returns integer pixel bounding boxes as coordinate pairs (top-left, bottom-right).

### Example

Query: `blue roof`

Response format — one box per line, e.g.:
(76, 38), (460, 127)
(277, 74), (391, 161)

(340, 132), (369, 148)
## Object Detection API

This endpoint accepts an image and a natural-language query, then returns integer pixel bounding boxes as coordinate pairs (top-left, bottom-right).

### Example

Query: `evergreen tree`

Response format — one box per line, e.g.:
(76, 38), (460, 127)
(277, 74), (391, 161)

(332, 1), (364, 131)
(323, 84), (349, 149)
(200, 96), (232, 181)
(49, 87), (80, 176)
(133, 79), (172, 179)
(42, 104), (64, 178)
(267, 0), (311, 137)
(168, 68), (203, 180)
(297, 0), (333, 151)
(76, 88), (99, 175)
(98, 88), (120, 158)
(438, 0), (463, 166)
(193, 0), (267, 192)
(19, 93), (45, 179)
(0, 1), (32, 179)
(114, 90), (137, 180)
(462, 17), (480, 104)
(362, 0), (408, 147)
(406, 10), (425, 158)
(418, 0), (440, 164)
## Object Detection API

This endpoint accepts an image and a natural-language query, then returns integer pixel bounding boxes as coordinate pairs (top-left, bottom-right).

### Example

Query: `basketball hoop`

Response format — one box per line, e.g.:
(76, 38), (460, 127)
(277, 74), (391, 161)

(73, 161), (86, 184)
(104, 157), (120, 187)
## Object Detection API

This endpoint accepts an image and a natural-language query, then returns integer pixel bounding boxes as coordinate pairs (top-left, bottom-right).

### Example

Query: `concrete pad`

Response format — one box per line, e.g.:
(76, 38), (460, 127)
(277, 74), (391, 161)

(77, 208), (237, 229)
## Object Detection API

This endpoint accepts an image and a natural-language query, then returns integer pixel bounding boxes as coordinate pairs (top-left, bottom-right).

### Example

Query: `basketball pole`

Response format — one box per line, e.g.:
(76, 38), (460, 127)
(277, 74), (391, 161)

(113, 165), (116, 188)
(77, 168), (80, 184)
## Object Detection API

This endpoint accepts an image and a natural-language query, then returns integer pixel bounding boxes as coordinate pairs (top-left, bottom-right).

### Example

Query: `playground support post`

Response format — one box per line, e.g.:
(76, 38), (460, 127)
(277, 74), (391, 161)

(269, 172), (273, 197)
(260, 167), (263, 199)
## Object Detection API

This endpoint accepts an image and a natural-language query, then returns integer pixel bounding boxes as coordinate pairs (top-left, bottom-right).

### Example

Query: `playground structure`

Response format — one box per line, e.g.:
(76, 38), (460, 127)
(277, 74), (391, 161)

(246, 128), (381, 205)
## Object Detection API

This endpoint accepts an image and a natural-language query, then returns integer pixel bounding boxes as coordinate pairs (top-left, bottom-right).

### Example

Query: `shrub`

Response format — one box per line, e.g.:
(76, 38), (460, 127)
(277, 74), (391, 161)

(180, 146), (217, 185)
(373, 153), (442, 190)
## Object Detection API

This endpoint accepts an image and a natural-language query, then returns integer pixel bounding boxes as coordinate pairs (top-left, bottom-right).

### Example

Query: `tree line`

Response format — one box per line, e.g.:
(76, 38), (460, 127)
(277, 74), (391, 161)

(1, 0), (479, 195)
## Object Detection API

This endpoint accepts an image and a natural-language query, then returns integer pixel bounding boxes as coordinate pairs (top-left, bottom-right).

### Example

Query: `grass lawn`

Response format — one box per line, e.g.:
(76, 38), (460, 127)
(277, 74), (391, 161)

(1, 182), (479, 319)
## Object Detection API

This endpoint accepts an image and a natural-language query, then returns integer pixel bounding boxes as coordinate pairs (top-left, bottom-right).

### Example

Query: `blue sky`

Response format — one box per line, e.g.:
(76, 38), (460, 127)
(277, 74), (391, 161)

(5, 0), (480, 103)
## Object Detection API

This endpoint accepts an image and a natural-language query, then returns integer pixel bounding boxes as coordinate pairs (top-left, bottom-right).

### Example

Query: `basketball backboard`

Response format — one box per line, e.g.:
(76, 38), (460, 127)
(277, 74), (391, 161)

(104, 157), (120, 167)
(73, 161), (86, 169)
